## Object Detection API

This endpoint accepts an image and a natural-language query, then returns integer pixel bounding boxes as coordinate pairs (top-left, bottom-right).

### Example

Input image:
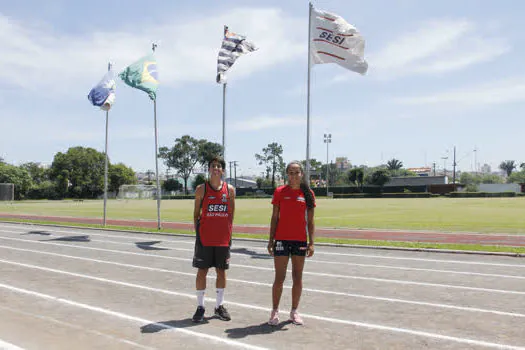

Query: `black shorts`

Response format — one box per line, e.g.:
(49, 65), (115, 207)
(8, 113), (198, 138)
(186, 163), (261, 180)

(273, 240), (308, 257)
(192, 241), (231, 269)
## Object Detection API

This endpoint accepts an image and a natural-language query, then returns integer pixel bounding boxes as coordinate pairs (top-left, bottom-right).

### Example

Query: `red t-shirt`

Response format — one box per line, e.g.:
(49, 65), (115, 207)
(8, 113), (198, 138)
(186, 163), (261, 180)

(272, 185), (316, 241)
(198, 181), (233, 246)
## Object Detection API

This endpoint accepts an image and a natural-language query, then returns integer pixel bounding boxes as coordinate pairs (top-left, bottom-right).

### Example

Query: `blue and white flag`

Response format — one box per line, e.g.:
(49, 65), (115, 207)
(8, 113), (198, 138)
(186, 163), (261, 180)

(88, 67), (116, 111)
(216, 26), (257, 84)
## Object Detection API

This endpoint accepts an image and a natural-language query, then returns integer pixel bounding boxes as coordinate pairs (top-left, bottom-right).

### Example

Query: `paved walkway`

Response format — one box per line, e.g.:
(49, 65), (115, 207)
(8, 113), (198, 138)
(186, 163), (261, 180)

(2, 213), (525, 247)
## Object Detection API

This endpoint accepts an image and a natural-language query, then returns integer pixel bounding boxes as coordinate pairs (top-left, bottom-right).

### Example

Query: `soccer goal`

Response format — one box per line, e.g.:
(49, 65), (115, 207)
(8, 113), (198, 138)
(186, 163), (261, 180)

(118, 184), (158, 199)
(0, 183), (14, 201)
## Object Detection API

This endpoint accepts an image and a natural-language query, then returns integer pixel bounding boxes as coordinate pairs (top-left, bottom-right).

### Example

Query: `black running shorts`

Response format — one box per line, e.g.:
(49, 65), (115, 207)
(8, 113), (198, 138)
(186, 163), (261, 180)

(192, 242), (231, 269)
(273, 240), (308, 257)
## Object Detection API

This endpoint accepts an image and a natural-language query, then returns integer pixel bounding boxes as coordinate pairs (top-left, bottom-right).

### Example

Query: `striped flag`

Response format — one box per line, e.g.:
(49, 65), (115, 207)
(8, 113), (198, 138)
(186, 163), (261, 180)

(216, 26), (257, 84)
(310, 7), (368, 75)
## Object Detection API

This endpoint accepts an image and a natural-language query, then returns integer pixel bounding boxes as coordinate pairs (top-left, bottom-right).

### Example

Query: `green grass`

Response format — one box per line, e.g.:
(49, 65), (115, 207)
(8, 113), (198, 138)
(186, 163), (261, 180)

(2, 197), (525, 233)
(3, 217), (525, 255)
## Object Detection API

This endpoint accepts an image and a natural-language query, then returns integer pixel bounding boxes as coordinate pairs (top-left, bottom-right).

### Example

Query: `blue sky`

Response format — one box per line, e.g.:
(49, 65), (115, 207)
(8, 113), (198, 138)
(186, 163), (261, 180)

(1, 0), (524, 177)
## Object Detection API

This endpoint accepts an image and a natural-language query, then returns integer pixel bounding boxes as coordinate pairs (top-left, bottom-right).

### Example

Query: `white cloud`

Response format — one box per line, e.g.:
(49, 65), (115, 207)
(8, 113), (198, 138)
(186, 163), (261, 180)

(232, 115), (304, 131)
(335, 18), (510, 81)
(0, 8), (304, 95)
(391, 78), (525, 106)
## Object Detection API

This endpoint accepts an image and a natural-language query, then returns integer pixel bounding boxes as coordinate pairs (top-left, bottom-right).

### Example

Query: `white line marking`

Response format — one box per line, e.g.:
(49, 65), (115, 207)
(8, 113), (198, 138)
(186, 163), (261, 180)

(0, 282), (268, 350)
(1, 235), (524, 295)
(0, 265), (523, 350)
(0, 305), (155, 350)
(0, 339), (24, 350)
(2, 227), (525, 268)
(1, 244), (523, 319)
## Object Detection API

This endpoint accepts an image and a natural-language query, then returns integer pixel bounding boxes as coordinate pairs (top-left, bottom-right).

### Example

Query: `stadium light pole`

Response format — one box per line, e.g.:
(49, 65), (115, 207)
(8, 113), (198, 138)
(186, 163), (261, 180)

(324, 133), (331, 197)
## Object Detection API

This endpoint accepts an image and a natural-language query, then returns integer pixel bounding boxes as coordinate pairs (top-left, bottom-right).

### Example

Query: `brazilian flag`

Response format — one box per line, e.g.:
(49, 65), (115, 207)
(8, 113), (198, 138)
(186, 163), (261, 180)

(119, 54), (158, 100)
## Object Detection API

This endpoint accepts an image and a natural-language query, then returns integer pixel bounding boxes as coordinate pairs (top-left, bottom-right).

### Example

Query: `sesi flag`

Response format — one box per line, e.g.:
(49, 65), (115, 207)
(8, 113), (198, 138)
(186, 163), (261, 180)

(88, 68), (116, 111)
(310, 7), (368, 75)
(216, 26), (257, 84)
(119, 54), (158, 100)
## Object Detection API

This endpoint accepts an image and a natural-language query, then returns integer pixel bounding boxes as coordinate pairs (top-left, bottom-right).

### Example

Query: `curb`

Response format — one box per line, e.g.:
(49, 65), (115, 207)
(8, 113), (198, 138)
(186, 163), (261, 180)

(2, 220), (523, 258)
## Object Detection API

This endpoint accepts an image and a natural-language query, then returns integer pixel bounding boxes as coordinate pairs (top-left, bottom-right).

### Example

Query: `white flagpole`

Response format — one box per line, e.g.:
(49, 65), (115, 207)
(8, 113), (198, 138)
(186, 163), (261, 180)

(103, 62), (111, 227)
(152, 43), (162, 230)
(306, 2), (313, 182)
(221, 25), (228, 166)
(222, 82), (227, 162)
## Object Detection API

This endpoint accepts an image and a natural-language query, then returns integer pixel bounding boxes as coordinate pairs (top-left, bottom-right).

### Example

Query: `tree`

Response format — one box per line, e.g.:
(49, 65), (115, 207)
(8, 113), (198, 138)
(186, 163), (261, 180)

(0, 157), (4, 164)
(159, 135), (201, 194)
(19, 162), (49, 185)
(499, 160), (516, 177)
(366, 169), (391, 188)
(386, 158), (403, 171)
(0, 163), (33, 199)
(348, 168), (365, 191)
(49, 147), (106, 198)
(255, 142), (284, 189)
(162, 178), (183, 193)
(109, 163), (136, 197)
(521, 162), (525, 171)
(145, 170), (155, 184)
(508, 170), (525, 184)
(192, 173), (207, 190)
(197, 140), (223, 167)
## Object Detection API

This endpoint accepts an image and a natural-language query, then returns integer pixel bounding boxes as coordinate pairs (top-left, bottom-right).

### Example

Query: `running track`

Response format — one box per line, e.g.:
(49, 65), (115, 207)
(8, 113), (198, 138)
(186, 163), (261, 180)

(1, 213), (525, 247)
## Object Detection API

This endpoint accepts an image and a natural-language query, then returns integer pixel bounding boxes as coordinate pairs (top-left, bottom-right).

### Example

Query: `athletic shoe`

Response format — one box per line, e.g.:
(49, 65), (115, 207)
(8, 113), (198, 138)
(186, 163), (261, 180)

(268, 309), (279, 326)
(289, 310), (303, 325)
(214, 305), (231, 321)
(192, 306), (205, 323)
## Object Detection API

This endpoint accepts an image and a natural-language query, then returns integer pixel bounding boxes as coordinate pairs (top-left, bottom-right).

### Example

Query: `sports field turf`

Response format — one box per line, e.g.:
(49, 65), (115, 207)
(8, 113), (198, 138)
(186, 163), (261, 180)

(1, 197), (524, 234)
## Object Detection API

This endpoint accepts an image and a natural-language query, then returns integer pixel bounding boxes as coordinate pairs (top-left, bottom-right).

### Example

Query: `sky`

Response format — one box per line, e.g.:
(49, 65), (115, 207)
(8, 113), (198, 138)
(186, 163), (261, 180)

(1, 0), (524, 177)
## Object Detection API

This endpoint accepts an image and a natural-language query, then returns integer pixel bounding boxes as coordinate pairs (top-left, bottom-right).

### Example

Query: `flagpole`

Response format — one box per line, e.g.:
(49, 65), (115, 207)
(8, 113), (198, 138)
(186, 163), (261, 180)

(103, 62), (111, 227)
(152, 43), (162, 230)
(221, 25), (228, 164)
(305, 2), (313, 182)
(222, 82), (227, 161)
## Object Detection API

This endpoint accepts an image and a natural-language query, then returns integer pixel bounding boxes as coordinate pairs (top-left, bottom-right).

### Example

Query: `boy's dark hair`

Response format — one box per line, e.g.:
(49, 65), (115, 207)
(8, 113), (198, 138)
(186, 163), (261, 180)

(208, 156), (226, 170)
(286, 161), (315, 209)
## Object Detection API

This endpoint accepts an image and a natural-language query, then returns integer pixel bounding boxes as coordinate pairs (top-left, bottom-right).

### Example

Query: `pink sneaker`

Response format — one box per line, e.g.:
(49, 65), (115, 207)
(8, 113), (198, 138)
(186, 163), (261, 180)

(289, 310), (304, 325)
(268, 309), (279, 326)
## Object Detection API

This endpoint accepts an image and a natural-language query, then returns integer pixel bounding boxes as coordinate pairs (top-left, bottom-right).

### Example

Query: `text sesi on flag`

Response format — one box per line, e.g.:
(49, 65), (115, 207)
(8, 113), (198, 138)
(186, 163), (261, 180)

(310, 8), (368, 75)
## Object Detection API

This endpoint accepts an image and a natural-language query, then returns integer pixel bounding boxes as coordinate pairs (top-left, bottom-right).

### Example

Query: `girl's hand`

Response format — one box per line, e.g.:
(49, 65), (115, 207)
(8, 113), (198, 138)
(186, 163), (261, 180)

(307, 243), (314, 257)
(267, 241), (274, 256)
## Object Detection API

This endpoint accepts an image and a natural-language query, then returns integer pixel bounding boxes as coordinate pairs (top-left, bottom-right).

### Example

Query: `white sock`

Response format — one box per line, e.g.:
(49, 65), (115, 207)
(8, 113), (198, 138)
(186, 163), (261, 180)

(196, 290), (205, 307)
(216, 288), (225, 308)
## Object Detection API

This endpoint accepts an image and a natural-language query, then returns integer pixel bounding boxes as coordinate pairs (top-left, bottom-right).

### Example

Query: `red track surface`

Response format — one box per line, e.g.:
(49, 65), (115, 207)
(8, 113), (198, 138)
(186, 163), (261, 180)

(2, 213), (525, 247)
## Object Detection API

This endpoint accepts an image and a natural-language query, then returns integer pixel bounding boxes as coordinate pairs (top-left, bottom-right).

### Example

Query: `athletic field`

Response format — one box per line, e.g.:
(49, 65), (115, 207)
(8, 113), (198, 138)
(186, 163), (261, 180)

(1, 197), (525, 234)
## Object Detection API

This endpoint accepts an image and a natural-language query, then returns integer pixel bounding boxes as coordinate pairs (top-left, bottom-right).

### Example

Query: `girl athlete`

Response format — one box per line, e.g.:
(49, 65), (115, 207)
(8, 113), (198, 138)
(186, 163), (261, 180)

(267, 161), (315, 325)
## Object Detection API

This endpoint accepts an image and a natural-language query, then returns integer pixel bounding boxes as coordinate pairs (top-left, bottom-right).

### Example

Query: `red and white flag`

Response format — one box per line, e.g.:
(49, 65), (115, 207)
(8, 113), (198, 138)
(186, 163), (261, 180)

(310, 8), (368, 75)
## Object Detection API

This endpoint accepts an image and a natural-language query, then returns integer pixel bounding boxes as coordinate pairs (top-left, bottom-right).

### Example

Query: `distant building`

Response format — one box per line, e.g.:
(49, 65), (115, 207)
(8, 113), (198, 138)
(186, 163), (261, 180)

(225, 177), (257, 188)
(481, 163), (492, 174)
(407, 167), (432, 176)
(335, 157), (350, 170)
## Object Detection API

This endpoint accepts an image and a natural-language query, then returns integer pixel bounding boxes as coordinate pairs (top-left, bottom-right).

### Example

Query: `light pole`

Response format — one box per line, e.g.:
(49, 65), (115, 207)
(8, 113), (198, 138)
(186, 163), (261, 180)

(441, 156), (448, 177)
(324, 133), (331, 197)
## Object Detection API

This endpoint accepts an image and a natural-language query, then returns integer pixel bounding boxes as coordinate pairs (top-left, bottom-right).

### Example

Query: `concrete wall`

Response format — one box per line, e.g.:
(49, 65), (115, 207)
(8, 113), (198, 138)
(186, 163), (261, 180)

(478, 183), (521, 193)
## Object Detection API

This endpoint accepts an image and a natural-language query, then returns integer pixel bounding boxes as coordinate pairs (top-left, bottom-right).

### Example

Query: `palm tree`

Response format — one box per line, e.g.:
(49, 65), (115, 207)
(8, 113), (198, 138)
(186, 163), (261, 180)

(386, 158), (403, 171)
(499, 160), (516, 177)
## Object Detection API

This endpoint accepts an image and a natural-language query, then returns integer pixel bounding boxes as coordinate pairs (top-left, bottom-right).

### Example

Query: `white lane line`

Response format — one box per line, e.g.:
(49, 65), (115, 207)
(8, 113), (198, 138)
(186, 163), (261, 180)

(1, 244), (524, 319)
(2, 227), (525, 268)
(0, 305), (156, 350)
(0, 283), (268, 350)
(0, 262), (524, 350)
(2, 228), (525, 280)
(1, 235), (524, 295)
(0, 339), (24, 350)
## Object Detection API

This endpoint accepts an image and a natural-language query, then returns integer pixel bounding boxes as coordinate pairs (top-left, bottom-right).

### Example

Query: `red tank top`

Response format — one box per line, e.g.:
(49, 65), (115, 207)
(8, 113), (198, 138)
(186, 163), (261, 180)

(198, 181), (233, 246)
